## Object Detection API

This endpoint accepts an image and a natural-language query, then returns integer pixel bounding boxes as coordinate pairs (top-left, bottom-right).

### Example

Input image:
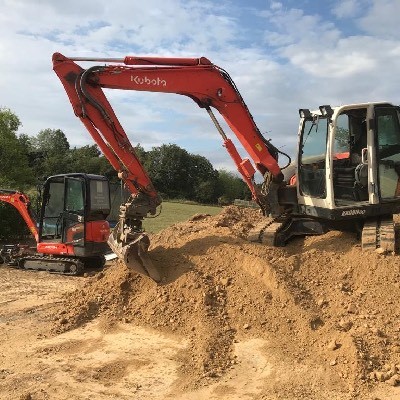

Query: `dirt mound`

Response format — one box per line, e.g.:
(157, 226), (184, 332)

(50, 206), (400, 397)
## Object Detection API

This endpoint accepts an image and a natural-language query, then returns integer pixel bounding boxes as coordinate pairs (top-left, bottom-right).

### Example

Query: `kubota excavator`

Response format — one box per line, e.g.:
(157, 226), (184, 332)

(0, 173), (110, 274)
(52, 53), (400, 281)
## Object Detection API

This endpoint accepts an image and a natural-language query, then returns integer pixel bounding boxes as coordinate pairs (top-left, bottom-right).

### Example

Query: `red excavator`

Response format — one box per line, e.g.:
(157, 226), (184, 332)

(52, 53), (400, 281)
(0, 173), (110, 274)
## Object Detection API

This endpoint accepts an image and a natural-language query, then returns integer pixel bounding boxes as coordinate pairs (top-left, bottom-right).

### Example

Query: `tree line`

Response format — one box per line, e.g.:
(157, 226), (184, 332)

(0, 108), (251, 239)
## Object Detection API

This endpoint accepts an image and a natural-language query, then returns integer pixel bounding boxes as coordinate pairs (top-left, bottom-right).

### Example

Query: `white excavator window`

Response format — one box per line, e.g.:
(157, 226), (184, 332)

(333, 109), (369, 203)
(334, 113), (350, 157)
(298, 117), (328, 198)
(376, 106), (400, 199)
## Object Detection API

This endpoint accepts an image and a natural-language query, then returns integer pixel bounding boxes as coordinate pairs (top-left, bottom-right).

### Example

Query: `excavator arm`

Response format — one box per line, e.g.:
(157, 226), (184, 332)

(0, 190), (38, 242)
(52, 53), (286, 281)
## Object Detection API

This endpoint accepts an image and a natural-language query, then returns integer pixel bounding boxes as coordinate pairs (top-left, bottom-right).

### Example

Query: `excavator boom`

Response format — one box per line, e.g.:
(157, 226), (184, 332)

(52, 53), (286, 281)
(0, 189), (38, 241)
(52, 53), (284, 193)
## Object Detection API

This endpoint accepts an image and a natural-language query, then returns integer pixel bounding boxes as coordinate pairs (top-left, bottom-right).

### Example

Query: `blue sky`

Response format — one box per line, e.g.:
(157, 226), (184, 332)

(1, 0), (400, 178)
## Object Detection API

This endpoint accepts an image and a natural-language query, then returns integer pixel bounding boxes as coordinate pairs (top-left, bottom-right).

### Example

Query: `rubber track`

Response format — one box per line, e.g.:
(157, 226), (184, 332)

(362, 220), (378, 250)
(379, 218), (395, 252)
(18, 255), (84, 275)
(362, 218), (395, 252)
(247, 220), (272, 242)
(261, 221), (285, 246)
(247, 215), (288, 247)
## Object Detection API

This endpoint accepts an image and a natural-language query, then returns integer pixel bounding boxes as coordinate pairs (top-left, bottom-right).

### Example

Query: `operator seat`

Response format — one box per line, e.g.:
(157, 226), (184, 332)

(355, 163), (368, 187)
(334, 164), (368, 201)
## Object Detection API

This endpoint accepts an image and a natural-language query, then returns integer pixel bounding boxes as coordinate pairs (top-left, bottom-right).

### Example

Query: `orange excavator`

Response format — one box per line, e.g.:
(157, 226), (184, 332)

(52, 53), (289, 282)
(52, 53), (400, 281)
(0, 174), (110, 274)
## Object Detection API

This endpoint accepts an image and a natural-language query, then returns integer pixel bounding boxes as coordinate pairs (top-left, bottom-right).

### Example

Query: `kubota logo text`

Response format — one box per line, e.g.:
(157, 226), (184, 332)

(131, 75), (167, 87)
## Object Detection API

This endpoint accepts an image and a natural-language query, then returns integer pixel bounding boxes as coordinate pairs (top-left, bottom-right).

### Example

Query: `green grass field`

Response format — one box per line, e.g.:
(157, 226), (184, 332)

(142, 201), (222, 233)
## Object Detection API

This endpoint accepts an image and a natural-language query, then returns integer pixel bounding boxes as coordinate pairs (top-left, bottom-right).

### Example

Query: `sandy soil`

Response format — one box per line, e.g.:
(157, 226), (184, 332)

(0, 206), (399, 400)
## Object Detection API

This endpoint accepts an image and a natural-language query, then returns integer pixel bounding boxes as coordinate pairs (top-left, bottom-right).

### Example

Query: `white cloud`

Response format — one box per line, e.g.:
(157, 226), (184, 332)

(281, 38), (377, 78)
(357, 0), (400, 38)
(259, 2), (400, 83)
(332, 0), (362, 19)
(262, 6), (341, 49)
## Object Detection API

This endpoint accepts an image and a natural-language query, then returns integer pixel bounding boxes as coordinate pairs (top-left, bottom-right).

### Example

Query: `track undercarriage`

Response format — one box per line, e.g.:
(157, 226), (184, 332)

(361, 217), (397, 253)
(17, 255), (85, 275)
(0, 244), (99, 275)
(248, 214), (398, 254)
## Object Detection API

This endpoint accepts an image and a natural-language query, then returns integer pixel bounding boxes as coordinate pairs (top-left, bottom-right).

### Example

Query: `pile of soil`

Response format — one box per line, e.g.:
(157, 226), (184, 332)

(50, 206), (400, 396)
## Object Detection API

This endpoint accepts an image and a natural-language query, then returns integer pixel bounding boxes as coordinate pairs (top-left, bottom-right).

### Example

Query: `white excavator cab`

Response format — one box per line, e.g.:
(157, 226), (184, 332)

(296, 102), (400, 250)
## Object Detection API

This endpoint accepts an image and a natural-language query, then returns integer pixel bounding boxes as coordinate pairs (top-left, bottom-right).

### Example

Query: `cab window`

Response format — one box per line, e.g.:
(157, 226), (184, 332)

(298, 117), (328, 198)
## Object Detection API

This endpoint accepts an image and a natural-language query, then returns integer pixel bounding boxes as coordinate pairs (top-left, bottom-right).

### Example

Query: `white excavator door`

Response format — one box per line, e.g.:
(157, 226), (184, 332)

(331, 106), (370, 206)
(373, 104), (400, 202)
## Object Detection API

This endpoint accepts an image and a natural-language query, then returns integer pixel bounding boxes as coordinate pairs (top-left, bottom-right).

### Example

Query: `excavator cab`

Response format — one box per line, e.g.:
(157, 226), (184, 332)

(37, 173), (111, 261)
(296, 102), (400, 250)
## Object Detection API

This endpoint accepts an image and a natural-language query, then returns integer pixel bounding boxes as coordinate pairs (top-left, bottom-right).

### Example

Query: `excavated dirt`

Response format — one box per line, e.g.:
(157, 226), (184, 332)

(0, 205), (400, 399)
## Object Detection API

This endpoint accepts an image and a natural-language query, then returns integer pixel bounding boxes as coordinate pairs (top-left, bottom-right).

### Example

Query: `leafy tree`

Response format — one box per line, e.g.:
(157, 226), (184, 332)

(0, 108), (33, 239)
(30, 128), (70, 176)
(216, 169), (251, 203)
(0, 108), (33, 188)
(189, 154), (219, 203)
(18, 133), (34, 158)
(32, 128), (70, 154)
(145, 144), (193, 199)
(134, 144), (147, 164)
(70, 144), (117, 180)
(17, 133), (46, 179)
(194, 180), (218, 204)
(144, 144), (219, 202)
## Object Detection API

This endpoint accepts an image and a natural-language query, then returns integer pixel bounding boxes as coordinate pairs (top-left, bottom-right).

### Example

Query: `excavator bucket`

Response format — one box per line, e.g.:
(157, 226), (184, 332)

(107, 224), (161, 283)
